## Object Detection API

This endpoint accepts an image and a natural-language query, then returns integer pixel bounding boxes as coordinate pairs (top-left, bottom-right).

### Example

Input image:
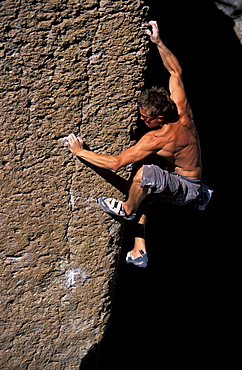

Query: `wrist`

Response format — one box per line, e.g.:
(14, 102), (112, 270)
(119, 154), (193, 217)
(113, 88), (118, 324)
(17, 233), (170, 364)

(71, 147), (84, 157)
(156, 39), (163, 47)
(76, 148), (85, 157)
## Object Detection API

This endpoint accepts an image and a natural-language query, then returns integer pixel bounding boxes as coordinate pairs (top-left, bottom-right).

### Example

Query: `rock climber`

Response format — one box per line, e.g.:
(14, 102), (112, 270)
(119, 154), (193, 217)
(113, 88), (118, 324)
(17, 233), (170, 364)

(65, 21), (212, 268)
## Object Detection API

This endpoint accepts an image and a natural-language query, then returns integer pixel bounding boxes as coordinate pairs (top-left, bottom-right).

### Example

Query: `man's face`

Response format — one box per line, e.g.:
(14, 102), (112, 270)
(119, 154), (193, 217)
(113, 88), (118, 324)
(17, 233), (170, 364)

(139, 107), (164, 129)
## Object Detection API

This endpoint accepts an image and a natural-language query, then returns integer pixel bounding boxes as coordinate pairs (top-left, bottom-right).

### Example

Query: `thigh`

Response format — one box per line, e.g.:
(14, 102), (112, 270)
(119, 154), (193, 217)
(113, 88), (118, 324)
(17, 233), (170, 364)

(140, 165), (179, 194)
(140, 165), (199, 204)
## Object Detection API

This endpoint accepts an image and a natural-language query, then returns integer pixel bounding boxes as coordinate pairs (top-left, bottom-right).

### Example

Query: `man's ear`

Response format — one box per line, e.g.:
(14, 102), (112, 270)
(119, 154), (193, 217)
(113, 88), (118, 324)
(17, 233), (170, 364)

(157, 115), (164, 122)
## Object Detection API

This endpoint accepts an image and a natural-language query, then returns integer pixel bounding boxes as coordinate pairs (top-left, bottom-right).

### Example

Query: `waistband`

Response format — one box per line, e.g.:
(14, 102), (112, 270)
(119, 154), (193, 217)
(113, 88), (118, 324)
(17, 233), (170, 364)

(172, 172), (202, 184)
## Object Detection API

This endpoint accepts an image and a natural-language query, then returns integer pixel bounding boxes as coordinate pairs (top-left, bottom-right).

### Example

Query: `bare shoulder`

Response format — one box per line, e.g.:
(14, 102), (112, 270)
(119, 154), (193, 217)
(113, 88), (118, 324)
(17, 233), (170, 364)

(153, 123), (178, 141)
(134, 127), (173, 153)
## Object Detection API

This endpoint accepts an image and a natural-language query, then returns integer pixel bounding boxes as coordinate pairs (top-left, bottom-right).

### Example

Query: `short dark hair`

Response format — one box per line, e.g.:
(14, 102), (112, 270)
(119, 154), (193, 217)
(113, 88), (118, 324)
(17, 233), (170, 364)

(137, 86), (179, 122)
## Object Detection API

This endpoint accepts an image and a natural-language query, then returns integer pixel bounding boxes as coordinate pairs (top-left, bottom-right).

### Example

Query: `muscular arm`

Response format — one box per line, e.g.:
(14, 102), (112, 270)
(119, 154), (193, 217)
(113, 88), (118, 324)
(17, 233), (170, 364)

(147, 21), (186, 108)
(66, 132), (162, 171)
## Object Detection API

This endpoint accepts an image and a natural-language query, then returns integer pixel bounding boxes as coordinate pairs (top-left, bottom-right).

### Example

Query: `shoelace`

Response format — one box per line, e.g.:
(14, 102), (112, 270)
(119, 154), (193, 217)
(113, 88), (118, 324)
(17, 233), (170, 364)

(109, 198), (125, 216)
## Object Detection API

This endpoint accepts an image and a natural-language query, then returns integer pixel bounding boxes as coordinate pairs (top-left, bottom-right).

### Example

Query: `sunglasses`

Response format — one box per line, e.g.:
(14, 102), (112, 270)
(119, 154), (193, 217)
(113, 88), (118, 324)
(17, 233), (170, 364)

(140, 113), (157, 122)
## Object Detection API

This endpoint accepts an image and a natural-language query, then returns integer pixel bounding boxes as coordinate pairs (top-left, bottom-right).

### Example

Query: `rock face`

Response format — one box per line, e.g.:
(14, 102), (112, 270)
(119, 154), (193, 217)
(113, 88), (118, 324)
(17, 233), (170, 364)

(0, 1), (147, 368)
(215, 0), (242, 43)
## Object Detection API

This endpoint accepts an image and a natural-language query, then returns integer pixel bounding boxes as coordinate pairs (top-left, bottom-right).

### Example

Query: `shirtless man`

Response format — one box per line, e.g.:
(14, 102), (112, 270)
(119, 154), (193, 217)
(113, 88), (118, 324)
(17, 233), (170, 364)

(66, 21), (204, 268)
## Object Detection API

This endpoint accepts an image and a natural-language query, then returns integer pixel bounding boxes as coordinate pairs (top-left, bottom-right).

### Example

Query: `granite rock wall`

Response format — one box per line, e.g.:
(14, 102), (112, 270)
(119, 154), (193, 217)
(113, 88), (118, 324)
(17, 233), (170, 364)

(0, 1), (148, 368)
(215, 0), (242, 43)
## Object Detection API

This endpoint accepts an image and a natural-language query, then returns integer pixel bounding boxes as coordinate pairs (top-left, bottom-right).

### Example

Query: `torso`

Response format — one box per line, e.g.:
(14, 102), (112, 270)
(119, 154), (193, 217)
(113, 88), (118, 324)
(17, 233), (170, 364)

(148, 105), (202, 180)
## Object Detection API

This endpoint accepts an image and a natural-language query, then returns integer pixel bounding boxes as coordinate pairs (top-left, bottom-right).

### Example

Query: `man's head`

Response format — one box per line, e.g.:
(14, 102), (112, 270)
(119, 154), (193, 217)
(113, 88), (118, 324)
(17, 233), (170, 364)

(137, 87), (179, 128)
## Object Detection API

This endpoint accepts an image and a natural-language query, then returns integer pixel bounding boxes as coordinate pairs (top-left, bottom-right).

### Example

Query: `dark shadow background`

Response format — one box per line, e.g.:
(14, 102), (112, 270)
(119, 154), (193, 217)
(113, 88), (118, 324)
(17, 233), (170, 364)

(80, 1), (241, 368)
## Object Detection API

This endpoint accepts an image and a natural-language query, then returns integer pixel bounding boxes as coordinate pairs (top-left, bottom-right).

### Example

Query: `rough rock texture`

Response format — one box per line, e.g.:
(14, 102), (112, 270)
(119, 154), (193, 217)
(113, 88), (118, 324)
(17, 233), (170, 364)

(0, 1), (148, 368)
(215, 0), (242, 43)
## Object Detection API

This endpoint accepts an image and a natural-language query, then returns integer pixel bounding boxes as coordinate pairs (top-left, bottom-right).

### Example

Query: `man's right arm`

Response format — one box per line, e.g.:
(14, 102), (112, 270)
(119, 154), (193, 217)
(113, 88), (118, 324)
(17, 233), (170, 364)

(66, 132), (163, 171)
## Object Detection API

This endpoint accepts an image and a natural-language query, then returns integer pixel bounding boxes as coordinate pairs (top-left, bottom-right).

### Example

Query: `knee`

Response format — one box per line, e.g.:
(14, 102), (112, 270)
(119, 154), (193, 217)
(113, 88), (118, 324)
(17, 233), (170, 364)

(133, 166), (144, 183)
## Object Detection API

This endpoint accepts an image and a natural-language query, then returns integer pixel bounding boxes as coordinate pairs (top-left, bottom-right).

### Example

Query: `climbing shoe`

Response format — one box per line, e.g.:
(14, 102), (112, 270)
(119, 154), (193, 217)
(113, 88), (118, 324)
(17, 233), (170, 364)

(98, 197), (136, 220)
(126, 250), (148, 268)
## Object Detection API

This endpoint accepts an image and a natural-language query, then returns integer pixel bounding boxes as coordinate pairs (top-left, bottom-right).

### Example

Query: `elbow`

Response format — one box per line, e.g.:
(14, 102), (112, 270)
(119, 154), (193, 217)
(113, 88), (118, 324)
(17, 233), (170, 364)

(110, 156), (123, 171)
(172, 67), (182, 77)
(111, 162), (122, 172)
(175, 64), (182, 76)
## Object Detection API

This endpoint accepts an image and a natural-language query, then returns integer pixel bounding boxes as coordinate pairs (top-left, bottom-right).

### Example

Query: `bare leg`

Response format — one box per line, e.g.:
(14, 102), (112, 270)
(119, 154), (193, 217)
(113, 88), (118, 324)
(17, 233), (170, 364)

(122, 167), (148, 216)
(130, 213), (147, 259)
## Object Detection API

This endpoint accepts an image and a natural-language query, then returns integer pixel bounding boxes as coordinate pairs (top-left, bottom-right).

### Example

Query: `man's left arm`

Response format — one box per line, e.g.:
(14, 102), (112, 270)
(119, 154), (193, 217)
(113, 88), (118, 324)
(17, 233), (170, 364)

(147, 21), (187, 110)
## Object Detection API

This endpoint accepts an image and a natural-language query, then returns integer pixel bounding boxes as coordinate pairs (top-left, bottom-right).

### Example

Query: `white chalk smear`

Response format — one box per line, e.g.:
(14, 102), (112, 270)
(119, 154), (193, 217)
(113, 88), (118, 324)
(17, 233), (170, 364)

(7, 256), (23, 261)
(58, 137), (69, 147)
(66, 268), (89, 288)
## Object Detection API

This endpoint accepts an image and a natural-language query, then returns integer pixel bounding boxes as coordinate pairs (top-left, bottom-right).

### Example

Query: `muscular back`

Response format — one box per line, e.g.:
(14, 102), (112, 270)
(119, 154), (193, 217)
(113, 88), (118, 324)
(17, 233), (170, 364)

(154, 101), (202, 179)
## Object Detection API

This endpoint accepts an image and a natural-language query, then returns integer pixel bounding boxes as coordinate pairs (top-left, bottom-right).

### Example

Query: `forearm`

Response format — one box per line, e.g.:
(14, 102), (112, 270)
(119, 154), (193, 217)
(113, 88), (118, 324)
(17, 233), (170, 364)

(147, 21), (182, 76)
(156, 40), (182, 76)
(75, 148), (120, 171)
(66, 133), (148, 171)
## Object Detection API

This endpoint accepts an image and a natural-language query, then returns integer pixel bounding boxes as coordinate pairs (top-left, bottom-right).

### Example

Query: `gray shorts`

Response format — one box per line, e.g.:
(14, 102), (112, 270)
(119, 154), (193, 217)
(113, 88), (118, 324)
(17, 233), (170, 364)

(140, 164), (201, 205)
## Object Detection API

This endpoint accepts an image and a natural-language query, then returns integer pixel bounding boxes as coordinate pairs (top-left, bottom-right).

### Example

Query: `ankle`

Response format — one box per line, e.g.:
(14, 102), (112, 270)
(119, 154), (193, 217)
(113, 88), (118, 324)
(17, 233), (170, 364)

(131, 249), (146, 258)
(122, 202), (135, 216)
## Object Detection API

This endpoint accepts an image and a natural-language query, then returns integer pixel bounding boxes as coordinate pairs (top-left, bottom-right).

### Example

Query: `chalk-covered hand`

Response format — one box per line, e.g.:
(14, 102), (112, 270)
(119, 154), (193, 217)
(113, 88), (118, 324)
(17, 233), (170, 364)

(66, 133), (84, 156)
(145, 21), (161, 45)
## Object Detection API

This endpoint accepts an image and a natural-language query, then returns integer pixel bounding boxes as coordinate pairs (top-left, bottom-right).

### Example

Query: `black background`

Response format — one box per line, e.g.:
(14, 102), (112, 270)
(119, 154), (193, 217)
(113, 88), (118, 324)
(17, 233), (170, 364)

(81, 1), (241, 368)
